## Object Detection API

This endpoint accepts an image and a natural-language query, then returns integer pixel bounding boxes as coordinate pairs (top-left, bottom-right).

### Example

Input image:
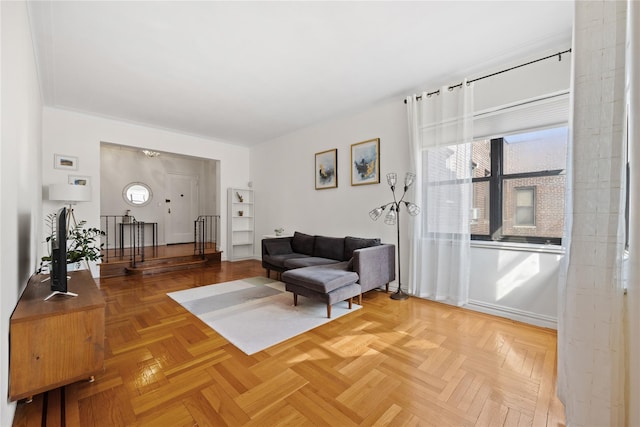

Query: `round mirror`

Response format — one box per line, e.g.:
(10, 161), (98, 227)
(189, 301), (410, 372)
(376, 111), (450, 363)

(123, 182), (153, 207)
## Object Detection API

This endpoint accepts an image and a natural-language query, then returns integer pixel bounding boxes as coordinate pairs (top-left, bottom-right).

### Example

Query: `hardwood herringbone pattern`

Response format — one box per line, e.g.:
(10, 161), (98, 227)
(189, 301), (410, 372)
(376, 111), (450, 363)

(13, 260), (565, 426)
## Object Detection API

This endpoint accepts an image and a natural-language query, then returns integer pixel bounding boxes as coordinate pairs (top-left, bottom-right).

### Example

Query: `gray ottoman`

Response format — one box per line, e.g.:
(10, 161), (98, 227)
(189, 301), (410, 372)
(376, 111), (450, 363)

(281, 264), (361, 318)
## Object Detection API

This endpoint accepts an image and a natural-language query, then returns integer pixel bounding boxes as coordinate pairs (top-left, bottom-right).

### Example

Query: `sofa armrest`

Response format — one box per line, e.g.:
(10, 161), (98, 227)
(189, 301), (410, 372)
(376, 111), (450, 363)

(353, 244), (396, 293)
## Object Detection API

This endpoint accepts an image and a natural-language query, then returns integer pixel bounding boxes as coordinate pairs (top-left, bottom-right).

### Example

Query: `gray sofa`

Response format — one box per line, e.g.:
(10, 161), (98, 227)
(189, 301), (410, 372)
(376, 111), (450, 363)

(262, 232), (395, 316)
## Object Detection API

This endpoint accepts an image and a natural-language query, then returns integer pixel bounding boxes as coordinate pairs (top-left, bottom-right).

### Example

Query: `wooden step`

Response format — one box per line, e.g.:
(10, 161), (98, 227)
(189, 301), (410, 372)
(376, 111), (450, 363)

(131, 254), (208, 266)
(99, 260), (130, 278)
(126, 258), (208, 276)
(99, 248), (222, 278)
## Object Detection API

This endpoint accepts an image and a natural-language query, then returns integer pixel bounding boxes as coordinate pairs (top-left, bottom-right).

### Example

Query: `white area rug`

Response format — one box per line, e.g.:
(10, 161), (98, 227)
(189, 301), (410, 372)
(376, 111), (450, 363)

(167, 276), (361, 355)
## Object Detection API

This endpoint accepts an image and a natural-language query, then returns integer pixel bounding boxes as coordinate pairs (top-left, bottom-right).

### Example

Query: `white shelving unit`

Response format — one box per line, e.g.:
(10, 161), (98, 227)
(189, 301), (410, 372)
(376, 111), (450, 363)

(227, 188), (255, 261)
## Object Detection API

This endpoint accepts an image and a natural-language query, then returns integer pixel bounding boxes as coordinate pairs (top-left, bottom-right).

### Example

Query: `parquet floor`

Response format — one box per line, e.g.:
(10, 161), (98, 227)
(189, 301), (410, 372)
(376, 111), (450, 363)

(13, 260), (565, 426)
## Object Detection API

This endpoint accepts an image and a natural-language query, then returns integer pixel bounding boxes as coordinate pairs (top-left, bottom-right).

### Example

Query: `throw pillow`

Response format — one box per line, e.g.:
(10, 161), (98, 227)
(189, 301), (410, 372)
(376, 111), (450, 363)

(313, 236), (344, 260)
(344, 236), (381, 260)
(291, 231), (315, 255)
(264, 239), (292, 255)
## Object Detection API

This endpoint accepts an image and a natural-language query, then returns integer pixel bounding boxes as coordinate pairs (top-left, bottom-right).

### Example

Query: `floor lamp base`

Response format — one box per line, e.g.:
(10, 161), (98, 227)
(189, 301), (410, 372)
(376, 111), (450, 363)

(390, 288), (409, 300)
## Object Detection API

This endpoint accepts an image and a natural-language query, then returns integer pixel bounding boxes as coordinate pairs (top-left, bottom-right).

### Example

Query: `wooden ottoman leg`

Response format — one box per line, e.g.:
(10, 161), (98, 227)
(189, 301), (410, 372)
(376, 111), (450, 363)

(348, 298), (353, 309)
(327, 304), (332, 318)
(358, 294), (362, 305)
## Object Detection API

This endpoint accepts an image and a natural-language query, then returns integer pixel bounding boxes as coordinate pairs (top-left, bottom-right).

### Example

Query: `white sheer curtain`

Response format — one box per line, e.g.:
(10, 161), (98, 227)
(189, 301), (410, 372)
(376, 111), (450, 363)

(557, 1), (628, 425)
(627, 2), (640, 425)
(406, 82), (474, 306)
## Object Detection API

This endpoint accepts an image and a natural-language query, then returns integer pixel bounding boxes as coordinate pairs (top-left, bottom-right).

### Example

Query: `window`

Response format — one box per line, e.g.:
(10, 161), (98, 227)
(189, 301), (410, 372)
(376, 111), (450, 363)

(515, 187), (536, 226)
(471, 126), (568, 244)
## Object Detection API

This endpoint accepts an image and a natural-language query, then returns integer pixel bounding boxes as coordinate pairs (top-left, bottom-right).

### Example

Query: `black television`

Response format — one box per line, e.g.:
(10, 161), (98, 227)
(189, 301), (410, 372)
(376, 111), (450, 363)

(50, 206), (68, 293)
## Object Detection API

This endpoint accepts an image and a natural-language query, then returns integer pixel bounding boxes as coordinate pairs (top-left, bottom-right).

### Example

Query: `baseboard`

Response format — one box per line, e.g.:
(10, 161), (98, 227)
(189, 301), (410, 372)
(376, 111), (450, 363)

(465, 299), (557, 329)
(381, 284), (556, 329)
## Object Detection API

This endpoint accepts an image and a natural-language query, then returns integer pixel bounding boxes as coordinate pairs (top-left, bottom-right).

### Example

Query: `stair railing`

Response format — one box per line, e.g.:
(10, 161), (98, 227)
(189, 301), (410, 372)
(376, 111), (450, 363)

(100, 215), (136, 263)
(100, 215), (148, 266)
(131, 220), (146, 267)
(194, 215), (220, 260)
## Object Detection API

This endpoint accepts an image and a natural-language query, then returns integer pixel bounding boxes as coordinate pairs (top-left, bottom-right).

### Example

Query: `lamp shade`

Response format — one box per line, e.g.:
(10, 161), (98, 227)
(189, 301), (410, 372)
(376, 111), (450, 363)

(369, 207), (384, 221)
(404, 172), (416, 188)
(406, 202), (421, 216)
(384, 206), (397, 225)
(48, 183), (92, 203)
(386, 173), (397, 187)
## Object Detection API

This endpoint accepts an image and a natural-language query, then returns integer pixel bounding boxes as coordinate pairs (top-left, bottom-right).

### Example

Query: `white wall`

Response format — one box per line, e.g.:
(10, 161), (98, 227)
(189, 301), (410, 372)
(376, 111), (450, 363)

(252, 97), (409, 248)
(1, 1), (44, 424)
(100, 144), (219, 247)
(42, 108), (251, 268)
(252, 47), (571, 328)
(468, 246), (562, 327)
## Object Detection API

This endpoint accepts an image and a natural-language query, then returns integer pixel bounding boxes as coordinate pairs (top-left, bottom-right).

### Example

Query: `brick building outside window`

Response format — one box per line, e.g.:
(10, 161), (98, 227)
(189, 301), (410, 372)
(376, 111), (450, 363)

(470, 126), (568, 244)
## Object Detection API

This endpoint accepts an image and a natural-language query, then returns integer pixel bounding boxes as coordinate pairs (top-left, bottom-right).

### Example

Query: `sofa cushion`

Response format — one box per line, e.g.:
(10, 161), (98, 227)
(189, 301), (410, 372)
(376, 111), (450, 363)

(285, 282), (361, 305)
(263, 253), (310, 268)
(282, 265), (359, 293)
(291, 232), (315, 256)
(283, 257), (339, 269)
(344, 236), (381, 260)
(313, 236), (344, 261)
(263, 239), (292, 255)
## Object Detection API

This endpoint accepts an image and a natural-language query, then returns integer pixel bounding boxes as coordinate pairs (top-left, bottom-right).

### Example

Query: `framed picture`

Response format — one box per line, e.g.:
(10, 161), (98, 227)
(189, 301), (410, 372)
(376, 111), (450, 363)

(68, 175), (90, 186)
(54, 154), (78, 170)
(351, 138), (380, 186)
(315, 149), (338, 190)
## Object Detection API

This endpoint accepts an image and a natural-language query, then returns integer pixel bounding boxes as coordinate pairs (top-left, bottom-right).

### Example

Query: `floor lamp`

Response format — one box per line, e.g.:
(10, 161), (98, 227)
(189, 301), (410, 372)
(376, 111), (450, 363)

(49, 183), (92, 229)
(369, 172), (420, 300)
(48, 183), (92, 269)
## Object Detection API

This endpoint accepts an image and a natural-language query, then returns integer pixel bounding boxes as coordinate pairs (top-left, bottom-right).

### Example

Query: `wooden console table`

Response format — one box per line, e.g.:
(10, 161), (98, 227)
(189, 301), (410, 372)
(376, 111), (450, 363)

(9, 270), (105, 401)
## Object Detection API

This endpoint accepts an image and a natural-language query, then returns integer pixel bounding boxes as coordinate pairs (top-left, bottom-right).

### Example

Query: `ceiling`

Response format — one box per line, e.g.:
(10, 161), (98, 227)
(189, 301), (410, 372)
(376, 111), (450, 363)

(27, 1), (573, 147)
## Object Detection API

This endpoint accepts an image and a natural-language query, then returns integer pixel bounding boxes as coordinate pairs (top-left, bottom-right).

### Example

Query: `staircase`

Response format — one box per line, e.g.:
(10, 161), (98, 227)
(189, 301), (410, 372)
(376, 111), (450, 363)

(99, 244), (222, 278)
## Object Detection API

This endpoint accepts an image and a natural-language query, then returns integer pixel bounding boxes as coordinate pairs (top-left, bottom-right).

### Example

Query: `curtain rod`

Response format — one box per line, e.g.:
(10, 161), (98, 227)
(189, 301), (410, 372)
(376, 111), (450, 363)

(404, 48), (572, 103)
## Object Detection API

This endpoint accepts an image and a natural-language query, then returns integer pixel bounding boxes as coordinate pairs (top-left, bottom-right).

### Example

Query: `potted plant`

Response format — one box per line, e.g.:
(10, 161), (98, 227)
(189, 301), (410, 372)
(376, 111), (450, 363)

(39, 213), (105, 272)
(66, 221), (105, 269)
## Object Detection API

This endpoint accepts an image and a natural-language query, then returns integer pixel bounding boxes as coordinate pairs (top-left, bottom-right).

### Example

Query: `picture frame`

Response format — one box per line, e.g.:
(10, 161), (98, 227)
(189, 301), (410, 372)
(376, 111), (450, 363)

(54, 154), (78, 170)
(315, 149), (338, 190)
(351, 138), (380, 186)
(68, 175), (90, 186)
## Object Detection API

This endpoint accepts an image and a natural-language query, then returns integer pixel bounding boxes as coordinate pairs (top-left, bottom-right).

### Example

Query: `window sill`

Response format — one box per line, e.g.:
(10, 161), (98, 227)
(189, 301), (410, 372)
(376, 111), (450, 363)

(471, 240), (565, 255)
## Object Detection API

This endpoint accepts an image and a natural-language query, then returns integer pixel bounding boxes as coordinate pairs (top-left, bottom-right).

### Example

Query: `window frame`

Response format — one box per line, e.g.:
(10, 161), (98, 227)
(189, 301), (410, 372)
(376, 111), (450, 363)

(471, 137), (564, 245)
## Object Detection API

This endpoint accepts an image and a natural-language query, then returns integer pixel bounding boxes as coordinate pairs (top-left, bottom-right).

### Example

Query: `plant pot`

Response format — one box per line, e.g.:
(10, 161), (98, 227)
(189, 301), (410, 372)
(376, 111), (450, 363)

(67, 262), (85, 272)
